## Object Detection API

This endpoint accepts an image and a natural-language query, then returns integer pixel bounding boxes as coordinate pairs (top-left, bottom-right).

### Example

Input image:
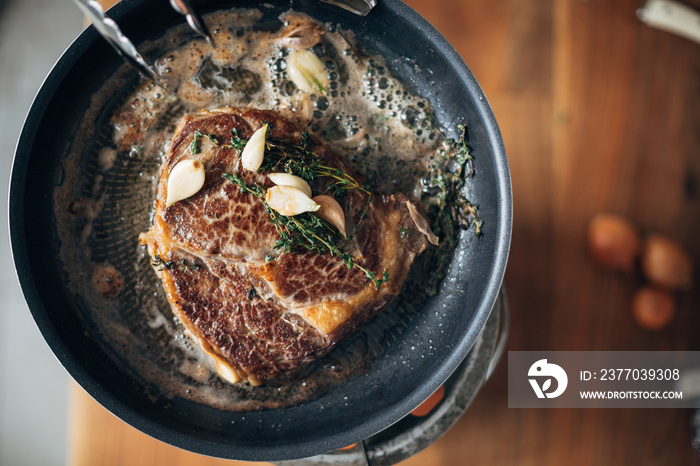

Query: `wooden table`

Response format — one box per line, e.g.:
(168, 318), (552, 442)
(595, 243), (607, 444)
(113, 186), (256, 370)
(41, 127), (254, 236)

(71, 0), (700, 464)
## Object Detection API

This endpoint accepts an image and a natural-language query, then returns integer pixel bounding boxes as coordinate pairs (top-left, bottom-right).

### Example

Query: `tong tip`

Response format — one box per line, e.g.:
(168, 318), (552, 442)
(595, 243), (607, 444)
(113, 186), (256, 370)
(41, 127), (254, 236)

(172, 0), (215, 47)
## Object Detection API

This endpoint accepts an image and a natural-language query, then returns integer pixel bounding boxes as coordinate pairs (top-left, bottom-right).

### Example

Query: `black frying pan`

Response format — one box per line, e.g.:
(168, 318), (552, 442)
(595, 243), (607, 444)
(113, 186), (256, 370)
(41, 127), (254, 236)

(9, 0), (511, 461)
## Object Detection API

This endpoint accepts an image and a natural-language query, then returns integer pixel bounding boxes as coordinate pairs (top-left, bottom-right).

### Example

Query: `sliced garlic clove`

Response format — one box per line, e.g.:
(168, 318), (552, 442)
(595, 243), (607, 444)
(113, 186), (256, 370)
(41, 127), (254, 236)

(279, 23), (323, 49)
(406, 201), (439, 245)
(266, 185), (320, 216)
(313, 195), (346, 237)
(268, 172), (313, 198)
(287, 49), (329, 94)
(241, 123), (268, 172)
(166, 159), (206, 207)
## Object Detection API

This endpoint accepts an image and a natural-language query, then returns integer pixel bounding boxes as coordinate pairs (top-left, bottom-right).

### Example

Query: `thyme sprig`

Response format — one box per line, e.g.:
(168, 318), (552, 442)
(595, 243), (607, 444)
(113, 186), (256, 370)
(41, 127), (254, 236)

(195, 128), (372, 198)
(190, 131), (219, 155)
(261, 132), (372, 197)
(417, 123), (483, 296)
(151, 255), (200, 272)
(222, 172), (388, 289)
(428, 124), (482, 235)
(225, 127), (247, 150)
(315, 165), (371, 197)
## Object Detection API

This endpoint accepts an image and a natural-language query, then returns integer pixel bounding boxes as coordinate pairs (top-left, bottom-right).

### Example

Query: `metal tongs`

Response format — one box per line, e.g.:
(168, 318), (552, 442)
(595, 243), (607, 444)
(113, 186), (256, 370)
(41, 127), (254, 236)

(73, 0), (162, 84)
(169, 0), (214, 45)
(74, 0), (377, 85)
(73, 0), (214, 85)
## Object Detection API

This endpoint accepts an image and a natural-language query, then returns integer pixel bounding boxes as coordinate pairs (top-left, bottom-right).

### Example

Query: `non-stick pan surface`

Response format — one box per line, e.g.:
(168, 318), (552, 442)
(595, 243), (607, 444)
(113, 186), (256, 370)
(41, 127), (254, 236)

(10, 0), (510, 461)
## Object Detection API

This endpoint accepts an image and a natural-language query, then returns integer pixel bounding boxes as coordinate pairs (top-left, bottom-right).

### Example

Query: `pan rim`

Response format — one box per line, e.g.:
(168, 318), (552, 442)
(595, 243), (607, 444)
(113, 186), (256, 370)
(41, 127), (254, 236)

(9, 0), (511, 460)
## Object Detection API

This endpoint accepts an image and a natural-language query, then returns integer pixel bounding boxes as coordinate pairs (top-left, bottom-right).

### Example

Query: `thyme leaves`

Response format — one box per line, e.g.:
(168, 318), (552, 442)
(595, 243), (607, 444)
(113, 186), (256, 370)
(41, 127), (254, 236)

(417, 123), (484, 297)
(151, 255), (200, 272)
(259, 132), (373, 199)
(222, 172), (264, 198)
(190, 130), (219, 155)
(222, 171), (388, 289)
(191, 128), (247, 155)
(427, 124), (482, 236)
(225, 127), (248, 150)
(190, 127), (372, 198)
(316, 165), (371, 197)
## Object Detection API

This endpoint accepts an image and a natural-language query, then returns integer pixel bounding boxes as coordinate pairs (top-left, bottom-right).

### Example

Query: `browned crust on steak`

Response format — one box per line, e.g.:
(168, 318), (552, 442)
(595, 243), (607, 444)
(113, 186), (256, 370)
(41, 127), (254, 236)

(140, 237), (327, 385)
(141, 108), (427, 384)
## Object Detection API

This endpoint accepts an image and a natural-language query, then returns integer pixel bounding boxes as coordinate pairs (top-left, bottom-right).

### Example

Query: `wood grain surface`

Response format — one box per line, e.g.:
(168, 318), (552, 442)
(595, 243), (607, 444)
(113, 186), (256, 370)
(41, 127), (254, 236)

(70, 0), (700, 464)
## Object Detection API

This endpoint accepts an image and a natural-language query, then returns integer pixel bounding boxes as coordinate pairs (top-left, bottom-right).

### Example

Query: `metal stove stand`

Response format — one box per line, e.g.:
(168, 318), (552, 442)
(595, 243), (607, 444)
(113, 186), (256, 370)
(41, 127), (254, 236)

(276, 288), (509, 466)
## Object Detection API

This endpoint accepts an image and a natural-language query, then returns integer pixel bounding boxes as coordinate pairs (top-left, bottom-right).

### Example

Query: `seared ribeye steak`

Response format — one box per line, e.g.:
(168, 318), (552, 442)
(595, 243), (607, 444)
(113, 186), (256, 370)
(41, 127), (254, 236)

(140, 108), (427, 384)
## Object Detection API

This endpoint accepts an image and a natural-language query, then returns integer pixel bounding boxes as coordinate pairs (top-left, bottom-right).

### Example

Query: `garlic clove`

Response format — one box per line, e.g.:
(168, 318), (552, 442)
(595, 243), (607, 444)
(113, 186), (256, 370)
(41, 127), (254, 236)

(312, 195), (346, 237)
(266, 185), (320, 216)
(166, 159), (206, 207)
(279, 23), (323, 49)
(268, 172), (313, 198)
(406, 201), (439, 245)
(287, 49), (329, 94)
(241, 123), (268, 172)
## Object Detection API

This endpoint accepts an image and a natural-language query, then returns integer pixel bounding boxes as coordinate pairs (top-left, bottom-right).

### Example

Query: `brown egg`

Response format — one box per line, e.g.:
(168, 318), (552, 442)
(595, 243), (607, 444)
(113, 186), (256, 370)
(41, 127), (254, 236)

(632, 286), (675, 331)
(641, 234), (692, 290)
(587, 214), (641, 273)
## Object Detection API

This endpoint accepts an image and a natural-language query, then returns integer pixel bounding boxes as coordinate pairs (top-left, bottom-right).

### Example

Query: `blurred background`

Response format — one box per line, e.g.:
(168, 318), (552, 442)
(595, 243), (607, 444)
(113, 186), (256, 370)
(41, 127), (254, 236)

(0, 1), (81, 465)
(2, 0), (700, 465)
